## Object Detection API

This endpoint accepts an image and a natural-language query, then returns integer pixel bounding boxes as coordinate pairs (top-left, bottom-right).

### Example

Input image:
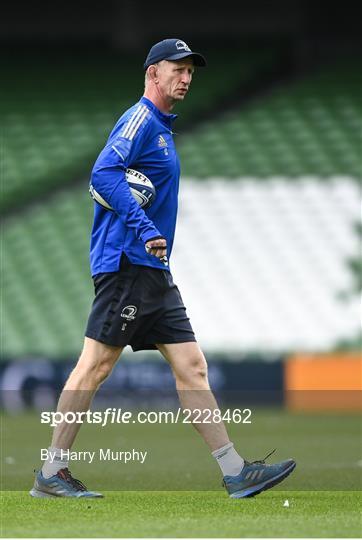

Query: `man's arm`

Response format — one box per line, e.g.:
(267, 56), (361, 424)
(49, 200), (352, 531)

(91, 142), (161, 245)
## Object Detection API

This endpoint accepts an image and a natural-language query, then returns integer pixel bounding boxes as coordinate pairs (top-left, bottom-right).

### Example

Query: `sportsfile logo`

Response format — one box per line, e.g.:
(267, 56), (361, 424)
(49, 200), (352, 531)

(121, 305), (137, 321)
(40, 408), (252, 427)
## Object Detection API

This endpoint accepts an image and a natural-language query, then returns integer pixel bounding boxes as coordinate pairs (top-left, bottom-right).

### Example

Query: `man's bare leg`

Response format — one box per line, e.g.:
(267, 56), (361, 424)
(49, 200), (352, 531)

(157, 342), (245, 479)
(157, 342), (233, 451)
(157, 341), (296, 497)
(30, 338), (123, 497)
(47, 338), (123, 457)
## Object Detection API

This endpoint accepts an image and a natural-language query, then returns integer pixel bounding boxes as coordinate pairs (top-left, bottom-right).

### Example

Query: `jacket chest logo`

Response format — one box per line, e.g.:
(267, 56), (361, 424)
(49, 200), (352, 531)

(158, 135), (169, 155)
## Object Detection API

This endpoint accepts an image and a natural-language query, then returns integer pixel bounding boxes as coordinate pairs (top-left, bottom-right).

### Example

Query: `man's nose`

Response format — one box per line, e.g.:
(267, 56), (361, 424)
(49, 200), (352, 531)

(181, 72), (192, 84)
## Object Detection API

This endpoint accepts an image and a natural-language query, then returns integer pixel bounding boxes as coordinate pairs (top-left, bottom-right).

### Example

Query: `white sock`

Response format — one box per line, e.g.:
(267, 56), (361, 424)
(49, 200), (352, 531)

(212, 442), (244, 477)
(41, 447), (69, 479)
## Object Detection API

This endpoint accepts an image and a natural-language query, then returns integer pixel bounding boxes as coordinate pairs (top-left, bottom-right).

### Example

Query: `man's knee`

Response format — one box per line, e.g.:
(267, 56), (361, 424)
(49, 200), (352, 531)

(175, 352), (209, 386)
(68, 339), (122, 388)
(189, 354), (208, 379)
(88, 356), (115, 385)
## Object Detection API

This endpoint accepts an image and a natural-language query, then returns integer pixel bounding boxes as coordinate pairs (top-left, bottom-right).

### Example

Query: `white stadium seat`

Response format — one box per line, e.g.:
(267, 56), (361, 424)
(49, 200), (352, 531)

(172, 177), (360, 353)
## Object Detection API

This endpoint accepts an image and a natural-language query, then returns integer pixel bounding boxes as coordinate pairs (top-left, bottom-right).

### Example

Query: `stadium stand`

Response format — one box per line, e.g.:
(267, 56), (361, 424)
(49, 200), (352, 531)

(2, 46), (276, 213)
(2, 192), (93, 357)
(2, 57), (360, 357)
(2, 176), (359, 357)
(173, 177), (359, 352)
(178, 60), (361, 177)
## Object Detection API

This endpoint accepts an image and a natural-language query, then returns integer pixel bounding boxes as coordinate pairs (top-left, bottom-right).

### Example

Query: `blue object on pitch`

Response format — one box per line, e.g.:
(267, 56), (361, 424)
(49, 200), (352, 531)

(223, 450), (296, 498)
(29, 468), (103, 498)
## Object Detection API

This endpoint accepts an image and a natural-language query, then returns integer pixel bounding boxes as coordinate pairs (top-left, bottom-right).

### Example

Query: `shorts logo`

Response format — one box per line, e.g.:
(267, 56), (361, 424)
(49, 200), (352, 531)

(176, 40), (191, 52)
(121, 305), (137, 321)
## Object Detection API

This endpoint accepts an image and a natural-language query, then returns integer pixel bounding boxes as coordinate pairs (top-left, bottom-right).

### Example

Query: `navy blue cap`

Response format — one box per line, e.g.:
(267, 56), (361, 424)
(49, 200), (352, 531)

(144, 39), (206, 70)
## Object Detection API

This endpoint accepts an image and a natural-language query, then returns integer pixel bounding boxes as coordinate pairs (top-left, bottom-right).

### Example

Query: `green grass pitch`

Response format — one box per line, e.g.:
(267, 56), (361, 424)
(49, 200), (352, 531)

(2, 491), (362, 537)
(1, 408), (361, 537)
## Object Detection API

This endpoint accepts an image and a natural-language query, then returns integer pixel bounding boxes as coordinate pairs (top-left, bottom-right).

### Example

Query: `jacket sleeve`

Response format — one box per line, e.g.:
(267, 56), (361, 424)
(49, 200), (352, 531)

(90, 120), (161, 244)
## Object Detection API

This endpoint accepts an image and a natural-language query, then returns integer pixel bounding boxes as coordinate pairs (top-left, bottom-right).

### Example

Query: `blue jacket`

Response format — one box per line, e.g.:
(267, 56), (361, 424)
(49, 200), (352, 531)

(89, 96), (180, 276)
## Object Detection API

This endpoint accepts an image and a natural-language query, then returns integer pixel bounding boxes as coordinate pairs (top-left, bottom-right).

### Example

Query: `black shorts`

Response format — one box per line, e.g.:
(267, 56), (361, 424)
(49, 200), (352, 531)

(85, 254), (196, 351)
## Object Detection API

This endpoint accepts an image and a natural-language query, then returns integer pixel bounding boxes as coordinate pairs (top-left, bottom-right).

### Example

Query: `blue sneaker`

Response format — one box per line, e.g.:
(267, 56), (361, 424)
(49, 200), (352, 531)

(223, 450), (296, 498)
(29, 468), (103, 498)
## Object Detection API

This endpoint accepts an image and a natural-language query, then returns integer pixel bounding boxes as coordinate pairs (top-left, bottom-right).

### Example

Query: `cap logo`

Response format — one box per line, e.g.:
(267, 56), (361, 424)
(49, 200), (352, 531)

(175, 40), (191, 52)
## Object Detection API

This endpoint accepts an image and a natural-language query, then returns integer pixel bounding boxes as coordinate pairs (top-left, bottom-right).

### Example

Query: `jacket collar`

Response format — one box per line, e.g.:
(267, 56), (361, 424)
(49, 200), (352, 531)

(140, 96), (177, 126)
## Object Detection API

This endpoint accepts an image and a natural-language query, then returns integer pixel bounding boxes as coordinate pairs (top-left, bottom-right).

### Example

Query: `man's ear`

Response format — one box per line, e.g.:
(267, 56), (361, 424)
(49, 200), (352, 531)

(148, 65), (159, 83)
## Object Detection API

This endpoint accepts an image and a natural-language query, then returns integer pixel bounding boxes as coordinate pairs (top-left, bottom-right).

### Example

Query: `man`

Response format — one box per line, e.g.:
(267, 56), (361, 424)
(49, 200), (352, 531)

(30, 38), (296, 499)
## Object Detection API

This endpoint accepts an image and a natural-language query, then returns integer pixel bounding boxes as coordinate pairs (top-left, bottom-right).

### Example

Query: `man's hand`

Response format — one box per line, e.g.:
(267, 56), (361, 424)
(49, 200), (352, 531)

(145, 236), (167, 261)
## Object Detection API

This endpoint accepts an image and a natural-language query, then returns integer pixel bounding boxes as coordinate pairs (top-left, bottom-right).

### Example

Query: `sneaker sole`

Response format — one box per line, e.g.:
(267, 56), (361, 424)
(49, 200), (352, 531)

(29, 487), (103, 498)
(230, 461), (296, 499)
(29, 488), (58, 498)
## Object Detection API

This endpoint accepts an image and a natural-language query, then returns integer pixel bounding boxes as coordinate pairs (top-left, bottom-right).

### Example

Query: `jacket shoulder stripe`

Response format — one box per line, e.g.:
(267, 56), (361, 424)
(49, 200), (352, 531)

(128, 107), (149, 140)
(121, 105), (148, 139)
(121, 105), (142, 138)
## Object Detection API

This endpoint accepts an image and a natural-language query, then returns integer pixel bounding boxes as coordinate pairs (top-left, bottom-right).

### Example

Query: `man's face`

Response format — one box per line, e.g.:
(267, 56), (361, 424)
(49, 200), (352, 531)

(155, 58), (195, 102)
